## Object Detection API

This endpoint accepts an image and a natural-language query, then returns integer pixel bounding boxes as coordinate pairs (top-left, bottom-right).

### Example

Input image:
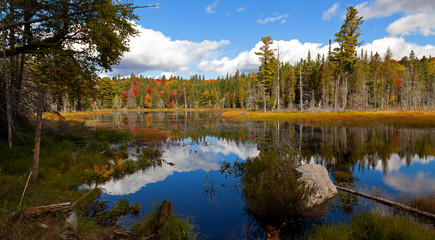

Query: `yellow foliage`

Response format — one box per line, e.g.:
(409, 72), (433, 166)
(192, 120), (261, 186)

(145, 113), (152, 127)
(144, 94), (151, 108)
(90, 163), (113, 182)
(113, 157), (128, 173)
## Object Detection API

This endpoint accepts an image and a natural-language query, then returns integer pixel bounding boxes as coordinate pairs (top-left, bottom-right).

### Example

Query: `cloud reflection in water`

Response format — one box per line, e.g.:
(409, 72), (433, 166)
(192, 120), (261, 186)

(99, 137), (259, 195)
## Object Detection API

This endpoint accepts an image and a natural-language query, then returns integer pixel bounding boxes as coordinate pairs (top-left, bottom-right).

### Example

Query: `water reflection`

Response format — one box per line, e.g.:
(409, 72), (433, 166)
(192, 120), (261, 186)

(86, 111), (434, 239)
(383, 171), (435, 194)
(99, 137), (259, 195)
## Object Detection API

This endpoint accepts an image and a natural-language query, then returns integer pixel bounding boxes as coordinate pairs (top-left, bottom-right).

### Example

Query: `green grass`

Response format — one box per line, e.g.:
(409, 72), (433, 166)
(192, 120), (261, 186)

(409, 194), (435, 214)
(304, 211), (434, 240)
(0, 120), (133, 239)
(132, 202), (197, 240)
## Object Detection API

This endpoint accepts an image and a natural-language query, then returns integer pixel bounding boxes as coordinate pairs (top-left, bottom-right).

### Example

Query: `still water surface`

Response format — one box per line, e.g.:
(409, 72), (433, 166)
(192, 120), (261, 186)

(85, 111), (435, 239)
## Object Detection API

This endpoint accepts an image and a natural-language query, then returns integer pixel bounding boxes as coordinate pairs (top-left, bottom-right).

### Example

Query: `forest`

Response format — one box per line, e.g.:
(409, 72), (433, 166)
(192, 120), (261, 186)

(59, 8), (435, 113)
(85, 48), (434, 112)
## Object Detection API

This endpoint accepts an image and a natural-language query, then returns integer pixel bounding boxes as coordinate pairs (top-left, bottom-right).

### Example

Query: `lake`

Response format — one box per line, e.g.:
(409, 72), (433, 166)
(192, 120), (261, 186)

(83, 111), (435, 239)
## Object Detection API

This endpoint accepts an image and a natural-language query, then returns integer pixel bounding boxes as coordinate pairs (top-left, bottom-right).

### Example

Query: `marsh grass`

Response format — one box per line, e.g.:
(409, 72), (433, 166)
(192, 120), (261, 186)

(132, 202), (197, 240)
(222, 110), (435, 128)
(134, 128), (169, 146)
(95, 198), (140, 225)
(305, 211), (434, 240)
(0, 120), (133, 239)
(241, 150), (310, 217)
(408, 194), (435, 214)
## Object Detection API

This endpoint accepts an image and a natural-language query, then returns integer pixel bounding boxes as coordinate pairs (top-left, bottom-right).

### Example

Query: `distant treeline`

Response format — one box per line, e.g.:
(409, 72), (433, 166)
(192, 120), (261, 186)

(60, 48), (434, 112)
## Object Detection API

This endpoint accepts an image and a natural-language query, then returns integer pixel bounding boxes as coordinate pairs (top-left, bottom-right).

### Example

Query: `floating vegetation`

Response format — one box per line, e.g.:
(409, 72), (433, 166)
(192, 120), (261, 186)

(134, 129), (169, 146)
(232, 150), (310, 218)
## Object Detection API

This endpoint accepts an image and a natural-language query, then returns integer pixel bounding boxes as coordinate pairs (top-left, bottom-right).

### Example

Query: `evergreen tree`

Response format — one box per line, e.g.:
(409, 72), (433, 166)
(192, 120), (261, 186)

(332, 6), (364, 110)
(255, 36), (277, 108)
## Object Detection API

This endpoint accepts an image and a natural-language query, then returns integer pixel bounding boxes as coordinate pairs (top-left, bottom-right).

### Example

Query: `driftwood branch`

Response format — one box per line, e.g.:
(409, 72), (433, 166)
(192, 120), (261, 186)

(336, 186), (435, 220)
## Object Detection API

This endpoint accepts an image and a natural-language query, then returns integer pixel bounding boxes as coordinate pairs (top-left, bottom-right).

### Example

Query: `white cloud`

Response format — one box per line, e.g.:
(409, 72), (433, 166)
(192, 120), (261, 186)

(257, 14), (288, 24)
(111, 24), (230, 76)
(355, 0), (435, 37)
(206, 1), (218, 14)
(356, 0), (435, 19)
(386, 12), (435, 36)
(357, 37), (435, 59)
(197, 37), (435, 75)
(322, 2), (340, 20)
(236, 7), (246, 13)
(198, 40), (335, 75)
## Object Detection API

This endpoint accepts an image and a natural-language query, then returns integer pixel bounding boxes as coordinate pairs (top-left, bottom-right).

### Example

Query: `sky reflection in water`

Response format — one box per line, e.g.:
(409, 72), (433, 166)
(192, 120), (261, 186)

(87, 112), (434, 239)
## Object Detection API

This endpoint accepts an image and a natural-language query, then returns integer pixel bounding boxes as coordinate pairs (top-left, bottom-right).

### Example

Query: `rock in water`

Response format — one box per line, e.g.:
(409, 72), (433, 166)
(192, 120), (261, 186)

(296, 164), (338, 218)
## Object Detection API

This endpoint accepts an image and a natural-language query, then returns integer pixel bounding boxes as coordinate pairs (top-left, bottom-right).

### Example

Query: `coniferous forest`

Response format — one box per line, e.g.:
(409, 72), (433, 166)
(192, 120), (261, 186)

(55, 8), (435, 113)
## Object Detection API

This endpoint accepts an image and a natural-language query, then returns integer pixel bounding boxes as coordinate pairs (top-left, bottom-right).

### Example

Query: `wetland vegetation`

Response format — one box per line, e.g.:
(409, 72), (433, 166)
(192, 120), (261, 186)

(1, 2), (434, 239)
(1, 110), (434, 239)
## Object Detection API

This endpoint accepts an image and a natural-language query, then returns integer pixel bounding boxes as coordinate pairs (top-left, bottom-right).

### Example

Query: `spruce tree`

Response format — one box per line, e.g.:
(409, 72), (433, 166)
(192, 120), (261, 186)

(332, 6), (363, 110)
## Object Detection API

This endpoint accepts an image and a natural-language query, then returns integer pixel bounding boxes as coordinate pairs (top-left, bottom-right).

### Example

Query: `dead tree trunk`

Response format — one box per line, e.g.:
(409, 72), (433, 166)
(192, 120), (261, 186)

(1, 11), (13, 148)
(32, 83), (44, 182)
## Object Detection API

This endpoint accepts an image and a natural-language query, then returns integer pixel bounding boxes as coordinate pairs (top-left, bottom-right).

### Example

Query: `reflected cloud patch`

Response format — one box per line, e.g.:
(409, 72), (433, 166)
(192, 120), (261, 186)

(95, 137), (259, 195)
(383, 171), (435, 194)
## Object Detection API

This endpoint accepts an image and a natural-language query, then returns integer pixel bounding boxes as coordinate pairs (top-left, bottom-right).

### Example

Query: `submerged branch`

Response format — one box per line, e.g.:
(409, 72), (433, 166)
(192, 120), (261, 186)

(336, 185), (435, 220)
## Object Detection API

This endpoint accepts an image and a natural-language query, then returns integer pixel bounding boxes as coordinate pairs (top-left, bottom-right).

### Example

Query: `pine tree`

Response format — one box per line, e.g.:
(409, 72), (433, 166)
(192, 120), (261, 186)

(332, 6), (363, 110)
(255, 36), (277, 111)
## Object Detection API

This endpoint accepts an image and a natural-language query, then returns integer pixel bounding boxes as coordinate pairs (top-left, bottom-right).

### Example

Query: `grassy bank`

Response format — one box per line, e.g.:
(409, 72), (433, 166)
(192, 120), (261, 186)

(304, 211), (434, 240)
(222, 110), (435, 128)
(0, 119), (197, 239)
(0, 121), (134, 238)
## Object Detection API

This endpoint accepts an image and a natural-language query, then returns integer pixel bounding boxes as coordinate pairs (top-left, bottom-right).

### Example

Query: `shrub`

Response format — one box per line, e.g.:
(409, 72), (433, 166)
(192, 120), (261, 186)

(242, 150), (309, 217)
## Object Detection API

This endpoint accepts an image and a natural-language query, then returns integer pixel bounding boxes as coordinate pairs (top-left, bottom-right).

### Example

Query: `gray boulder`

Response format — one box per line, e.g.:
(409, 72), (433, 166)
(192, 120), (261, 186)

(295, 164), (338, 218)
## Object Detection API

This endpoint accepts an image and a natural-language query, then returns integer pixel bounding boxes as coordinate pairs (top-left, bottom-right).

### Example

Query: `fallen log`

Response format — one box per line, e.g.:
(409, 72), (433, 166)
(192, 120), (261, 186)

(25, 202), (71, 217)
(336, 185), (435, 220)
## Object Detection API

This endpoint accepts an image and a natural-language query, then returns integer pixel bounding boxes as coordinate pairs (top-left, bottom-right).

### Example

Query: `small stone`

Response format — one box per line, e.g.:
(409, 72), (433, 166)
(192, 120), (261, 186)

(65, 211), (78, 230)
(39, 223), (49, 229)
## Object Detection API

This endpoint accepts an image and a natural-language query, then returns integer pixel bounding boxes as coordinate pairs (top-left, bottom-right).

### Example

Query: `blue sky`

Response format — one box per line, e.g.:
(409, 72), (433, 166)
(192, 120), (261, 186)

(108, 0), (435, 79)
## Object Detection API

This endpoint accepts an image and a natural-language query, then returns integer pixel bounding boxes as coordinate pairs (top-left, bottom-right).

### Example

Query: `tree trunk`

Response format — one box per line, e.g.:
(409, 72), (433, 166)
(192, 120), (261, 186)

(299, 66), (303, 111)
(335, 72), (340, 111)
(32, 84), (44, 182)
(343, 72), (348, 110)
(2, 13), (13, 148)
